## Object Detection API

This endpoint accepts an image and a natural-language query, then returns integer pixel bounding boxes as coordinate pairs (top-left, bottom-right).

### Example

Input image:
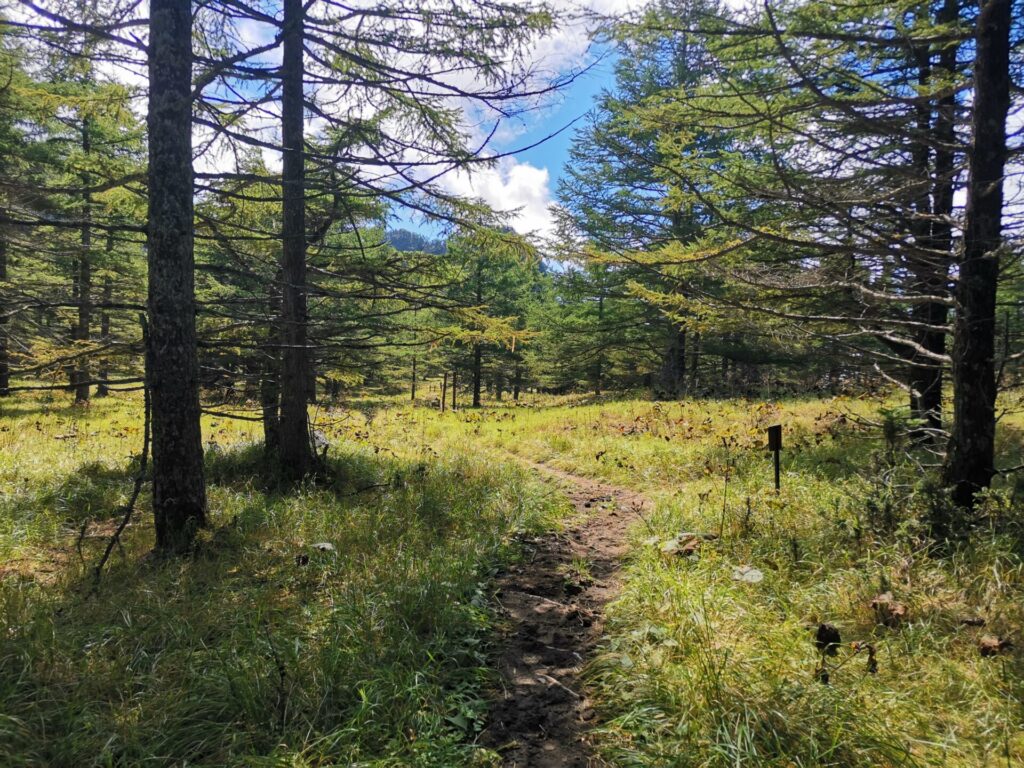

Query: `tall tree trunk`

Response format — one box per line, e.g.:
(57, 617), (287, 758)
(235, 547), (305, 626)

(411, 356), (417, 400)
(261, 359), (280, 453)
(278, 0), (313, 478)
(913, 0), (959, 437)
(513, 359), (521, 401)
(929, 0), (958, 421)
(96, 230), (114, 397)
(472, 255), (483, 407)
(65, 268), (79, 391)
(307, 345), (317, 404)
(69, 120), (92, 403)
(73, 247), (92, 402)
(472, 344), (482, 407)
(0, 229), (9, 396)
(906, 45), (940, 437)
(594, 293), (604, 396)
(147, 0), (207, 552)
(660, 325), (687, 398)
(96, 273), (112, 396)
(944, 0), (1012, 510)
(907, 5), (959, 443)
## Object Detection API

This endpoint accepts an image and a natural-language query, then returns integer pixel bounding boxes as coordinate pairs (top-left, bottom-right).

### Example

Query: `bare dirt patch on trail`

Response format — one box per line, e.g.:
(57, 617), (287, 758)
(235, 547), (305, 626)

(481, 460), (650, 767)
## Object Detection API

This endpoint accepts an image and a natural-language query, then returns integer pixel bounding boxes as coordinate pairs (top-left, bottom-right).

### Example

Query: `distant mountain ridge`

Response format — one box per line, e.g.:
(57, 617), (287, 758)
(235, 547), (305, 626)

(386, 229), (446, 254)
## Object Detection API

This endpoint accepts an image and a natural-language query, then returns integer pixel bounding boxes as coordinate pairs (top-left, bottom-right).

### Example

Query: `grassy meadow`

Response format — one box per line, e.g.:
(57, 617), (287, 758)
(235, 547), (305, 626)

(0, 392), (563, 766)
(424, 394), (1024, 767)
(1, 388), (1023, 766)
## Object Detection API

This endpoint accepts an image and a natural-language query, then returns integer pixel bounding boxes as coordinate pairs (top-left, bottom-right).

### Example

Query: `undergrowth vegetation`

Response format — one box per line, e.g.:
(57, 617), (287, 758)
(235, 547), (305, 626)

(0, 393), (561, 767)
(406, 394), (1024, 767)
(1, 391), (1022, 766)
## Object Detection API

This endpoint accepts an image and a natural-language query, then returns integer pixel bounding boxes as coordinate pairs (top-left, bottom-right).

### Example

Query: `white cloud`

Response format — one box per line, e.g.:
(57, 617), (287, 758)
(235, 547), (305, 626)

(440, 159), (555, 237)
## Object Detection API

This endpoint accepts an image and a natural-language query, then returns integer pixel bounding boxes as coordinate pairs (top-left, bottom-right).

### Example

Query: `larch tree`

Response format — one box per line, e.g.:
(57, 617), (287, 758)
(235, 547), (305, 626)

(943, 0), (1015, 510)
(147, 0), (207, 551)
(277, 0), (313, 477)
(190, 0), (562, 474)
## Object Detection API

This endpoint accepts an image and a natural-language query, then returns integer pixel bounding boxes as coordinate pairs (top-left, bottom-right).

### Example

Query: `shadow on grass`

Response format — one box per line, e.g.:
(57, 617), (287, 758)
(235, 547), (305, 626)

(0, 461), (136, 548)
(204, 440), (395, 502)
(0, 394), (129, 420)
(0, 440), (534, 766)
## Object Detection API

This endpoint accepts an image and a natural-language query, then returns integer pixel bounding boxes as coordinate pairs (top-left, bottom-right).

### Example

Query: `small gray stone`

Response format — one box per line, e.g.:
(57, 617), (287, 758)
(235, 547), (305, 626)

(732, 565), (763, 583)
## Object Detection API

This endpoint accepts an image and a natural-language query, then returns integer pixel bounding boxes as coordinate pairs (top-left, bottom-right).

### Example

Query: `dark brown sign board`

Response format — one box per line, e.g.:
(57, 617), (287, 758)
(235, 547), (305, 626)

(767, 424), (782, 491)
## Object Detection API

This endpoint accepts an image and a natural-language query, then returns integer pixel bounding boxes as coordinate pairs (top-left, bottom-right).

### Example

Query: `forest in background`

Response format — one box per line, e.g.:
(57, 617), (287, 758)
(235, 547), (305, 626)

(0, 0), (1021, 548)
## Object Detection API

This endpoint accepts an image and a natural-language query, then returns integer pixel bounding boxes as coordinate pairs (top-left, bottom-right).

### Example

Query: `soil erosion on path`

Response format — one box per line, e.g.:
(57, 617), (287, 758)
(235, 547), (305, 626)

(481, 459), (650, 767)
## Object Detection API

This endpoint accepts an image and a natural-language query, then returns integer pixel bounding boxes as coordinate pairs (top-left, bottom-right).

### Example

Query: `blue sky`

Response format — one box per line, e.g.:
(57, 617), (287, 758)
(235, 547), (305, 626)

(390, 34), (625, 240)
(503, 58), (613, 193)
(389, 0), (758, 240)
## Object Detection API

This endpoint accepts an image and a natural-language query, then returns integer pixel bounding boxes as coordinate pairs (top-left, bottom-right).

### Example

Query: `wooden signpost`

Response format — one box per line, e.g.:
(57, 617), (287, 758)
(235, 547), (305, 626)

(767, 424), (782, 491)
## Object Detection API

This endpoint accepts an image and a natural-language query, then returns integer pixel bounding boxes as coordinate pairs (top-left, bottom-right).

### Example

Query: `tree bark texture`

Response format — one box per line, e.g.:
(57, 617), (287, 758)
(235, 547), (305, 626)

(147, 0), (207, 552)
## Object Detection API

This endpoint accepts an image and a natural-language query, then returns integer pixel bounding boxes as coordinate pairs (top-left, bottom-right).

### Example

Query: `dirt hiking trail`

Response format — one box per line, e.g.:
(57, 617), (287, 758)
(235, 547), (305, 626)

(481, 459), (650, 767)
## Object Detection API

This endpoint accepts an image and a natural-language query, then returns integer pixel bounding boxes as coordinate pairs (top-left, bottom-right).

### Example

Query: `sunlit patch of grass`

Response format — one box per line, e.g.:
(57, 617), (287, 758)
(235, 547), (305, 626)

(588, 492), (1024, 765)
(0, 392), (560, 766)
(394, 392), (1024, 767)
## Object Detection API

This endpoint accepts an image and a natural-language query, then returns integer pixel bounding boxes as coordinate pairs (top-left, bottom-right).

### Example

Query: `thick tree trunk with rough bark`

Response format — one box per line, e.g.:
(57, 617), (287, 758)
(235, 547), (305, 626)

(147, 0), (207, 552)
(277, 0), (314, 478)
(944, 0), (1011, 511)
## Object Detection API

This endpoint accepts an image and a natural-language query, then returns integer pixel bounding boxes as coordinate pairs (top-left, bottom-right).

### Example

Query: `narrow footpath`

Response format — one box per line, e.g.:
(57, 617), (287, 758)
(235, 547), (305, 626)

(481, 459), (650, 767)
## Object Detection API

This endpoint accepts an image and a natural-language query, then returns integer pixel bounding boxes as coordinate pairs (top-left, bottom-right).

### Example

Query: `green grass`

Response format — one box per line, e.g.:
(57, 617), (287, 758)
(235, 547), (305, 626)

(2, 390), (1023, 766)
(0, 392), (563, 767)
(394, 394), (1024, 767)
